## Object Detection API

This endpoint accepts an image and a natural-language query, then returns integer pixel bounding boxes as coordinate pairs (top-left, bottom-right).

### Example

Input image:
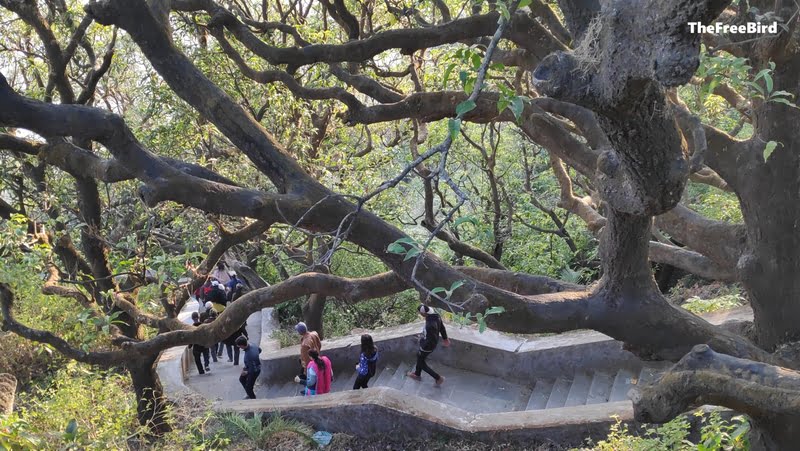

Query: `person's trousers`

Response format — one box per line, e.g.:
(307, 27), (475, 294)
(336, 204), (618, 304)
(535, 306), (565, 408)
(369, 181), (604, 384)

(225, 344), (241, 364)
(192, 346), (207, 374)
(353, 373), (372, 389)
(202, 348), (210, 366)
(239, 369), (261, 399)
(414, 350), (440, 380)
(215, 342), (224, 357)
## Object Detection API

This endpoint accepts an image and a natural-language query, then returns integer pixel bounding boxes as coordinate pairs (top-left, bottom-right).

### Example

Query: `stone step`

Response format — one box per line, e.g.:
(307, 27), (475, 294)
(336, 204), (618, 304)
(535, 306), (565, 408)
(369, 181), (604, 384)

(371, 363), (397, 388)
(344, 370), (359, 391)
(526, 378), (554, 410)
(586, 370), (615, 405)
(271, 379), (299, 398)
(609, 368), (637, 402)
(545, 376), (573, 409)
(564, 371), (592, 407)
(330, 370), (357, 392)
(386, 362), (412, 389)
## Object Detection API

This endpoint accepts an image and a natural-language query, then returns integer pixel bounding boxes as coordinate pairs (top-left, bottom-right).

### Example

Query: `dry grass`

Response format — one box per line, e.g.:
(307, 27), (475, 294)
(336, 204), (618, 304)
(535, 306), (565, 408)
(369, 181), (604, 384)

(572, 16), (604, 73)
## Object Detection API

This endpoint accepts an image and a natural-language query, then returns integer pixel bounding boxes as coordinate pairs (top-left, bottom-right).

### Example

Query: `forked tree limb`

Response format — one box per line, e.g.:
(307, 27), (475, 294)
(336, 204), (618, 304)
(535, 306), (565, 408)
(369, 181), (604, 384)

(631, 344), (800, 422)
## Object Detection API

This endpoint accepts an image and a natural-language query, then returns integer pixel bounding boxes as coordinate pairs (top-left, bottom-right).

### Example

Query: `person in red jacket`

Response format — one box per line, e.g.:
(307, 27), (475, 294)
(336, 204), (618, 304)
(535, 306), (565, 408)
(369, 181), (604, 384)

(300, 349), (333, 395)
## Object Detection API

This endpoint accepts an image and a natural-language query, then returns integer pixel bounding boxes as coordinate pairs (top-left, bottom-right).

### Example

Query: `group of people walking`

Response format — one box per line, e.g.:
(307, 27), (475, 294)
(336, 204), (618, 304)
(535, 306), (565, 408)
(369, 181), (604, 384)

(287, 303), (450, 398)
(187, 263), (262, 399)
(188, 264), (450, 401)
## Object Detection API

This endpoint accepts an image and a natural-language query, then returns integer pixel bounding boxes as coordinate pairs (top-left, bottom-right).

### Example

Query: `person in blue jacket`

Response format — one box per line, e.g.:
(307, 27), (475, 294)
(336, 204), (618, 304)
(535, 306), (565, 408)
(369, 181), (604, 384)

(353, 334), (379, 389)
(236, 336), (261, 399)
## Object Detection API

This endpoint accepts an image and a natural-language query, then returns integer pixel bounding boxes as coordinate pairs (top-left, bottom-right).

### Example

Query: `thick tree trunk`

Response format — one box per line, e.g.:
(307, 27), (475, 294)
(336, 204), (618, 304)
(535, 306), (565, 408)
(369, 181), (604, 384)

(736, 66), (800, 351)
(302, 293), (327, 340)
(127, 354), (171, 434)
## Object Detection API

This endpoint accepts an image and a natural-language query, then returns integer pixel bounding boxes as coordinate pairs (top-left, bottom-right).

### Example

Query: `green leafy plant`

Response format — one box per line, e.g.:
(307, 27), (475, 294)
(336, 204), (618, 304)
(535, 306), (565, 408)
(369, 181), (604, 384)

(584, 411), (750, 450)
(682, 293), (745, 314)
(0, 414), (41, 451)
(451, 306), (506, 333)
(746, 62), (797, 108)
(386, 237), (423, 261)
(218, 412), (313, 448)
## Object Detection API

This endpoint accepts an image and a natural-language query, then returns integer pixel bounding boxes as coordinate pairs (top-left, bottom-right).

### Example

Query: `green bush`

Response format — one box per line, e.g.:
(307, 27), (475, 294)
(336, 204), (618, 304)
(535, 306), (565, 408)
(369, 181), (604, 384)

(13, 362), (141, 450)
(218, 412), (313, 448)
(582, 411), (750, 451)
(682, 294), (745, 314)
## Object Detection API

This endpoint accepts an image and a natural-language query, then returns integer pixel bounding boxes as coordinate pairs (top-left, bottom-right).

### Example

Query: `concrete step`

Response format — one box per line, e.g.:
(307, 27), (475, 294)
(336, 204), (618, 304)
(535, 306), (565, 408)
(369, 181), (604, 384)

(564, 371), (592, 407)
(586, 371), (615, 405)
(545, 376), (572, 409)
(371, 364), (397, 388)
(269, 379), (299, 398)
(344, 370), (359, 391)
(526, 378), (554, 410)
(609, 368), (637, 402)
(385, 362), (412, 389)
(331, 370), (359, 392)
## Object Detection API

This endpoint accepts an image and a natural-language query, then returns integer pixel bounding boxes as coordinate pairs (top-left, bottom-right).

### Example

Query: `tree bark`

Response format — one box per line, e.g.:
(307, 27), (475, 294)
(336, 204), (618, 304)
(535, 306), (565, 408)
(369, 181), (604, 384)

(127, 354), (171, 434)
(0, 373), (16, 415)
(631, 344), (800, 451)
(302, 293), (327, 340)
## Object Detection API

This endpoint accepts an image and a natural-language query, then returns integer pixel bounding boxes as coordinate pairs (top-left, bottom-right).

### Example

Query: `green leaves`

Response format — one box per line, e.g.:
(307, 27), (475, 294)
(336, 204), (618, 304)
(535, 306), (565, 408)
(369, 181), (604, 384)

(386, 237), (423, 261)
(448, 118), (462, 140)
(64, 419), (79, 442)
(431, 280), (465, 300)
(450, 306), (506, 334)
(456, 100), (477, 117)
(509, 96), (525, 121)
(453, 215), (479, 230)
(496, 84), (527, 122)
(763, 140), (781, 162)
(441, 63), (456, 89)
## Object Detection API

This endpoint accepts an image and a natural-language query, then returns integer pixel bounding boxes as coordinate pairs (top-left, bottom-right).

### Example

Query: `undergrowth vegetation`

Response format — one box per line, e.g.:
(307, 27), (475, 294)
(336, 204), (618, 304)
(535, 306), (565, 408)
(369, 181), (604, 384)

(582, 411), (750, 451)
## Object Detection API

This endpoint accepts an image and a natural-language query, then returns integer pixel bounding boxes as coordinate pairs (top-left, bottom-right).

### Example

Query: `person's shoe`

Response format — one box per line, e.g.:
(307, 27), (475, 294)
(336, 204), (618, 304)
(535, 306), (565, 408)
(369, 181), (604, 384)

(294, 375), (301, 383)
(233, 363), (239, 366)
(406, 372), (421, 381)
(205, 366), (211, 372)
(217, 353), (223, 358)
(227, 359), (233, 363)
(435, 376), (446, 386)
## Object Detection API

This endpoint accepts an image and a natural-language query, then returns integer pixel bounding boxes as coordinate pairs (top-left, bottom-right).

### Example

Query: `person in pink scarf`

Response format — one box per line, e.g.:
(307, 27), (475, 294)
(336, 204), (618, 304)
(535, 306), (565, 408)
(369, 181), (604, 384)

(300, 349), (333, 395)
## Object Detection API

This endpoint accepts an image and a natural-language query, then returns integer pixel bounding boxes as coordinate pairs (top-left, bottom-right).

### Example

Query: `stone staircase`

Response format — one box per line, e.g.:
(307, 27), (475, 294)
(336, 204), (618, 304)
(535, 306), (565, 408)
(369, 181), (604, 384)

(261, 360), (667, 414)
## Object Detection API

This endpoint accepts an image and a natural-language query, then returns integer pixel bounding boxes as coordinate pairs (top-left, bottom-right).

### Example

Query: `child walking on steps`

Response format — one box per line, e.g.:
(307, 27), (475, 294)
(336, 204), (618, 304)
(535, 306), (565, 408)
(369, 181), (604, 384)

(353, 334), (379, 389)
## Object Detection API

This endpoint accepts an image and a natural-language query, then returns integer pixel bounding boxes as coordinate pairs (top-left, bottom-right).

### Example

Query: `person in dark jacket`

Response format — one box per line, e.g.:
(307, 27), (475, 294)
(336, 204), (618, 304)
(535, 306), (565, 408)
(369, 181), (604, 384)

(190, 312), (211, 374)
(406, 305), (450, 385)
(237, 336), (262, 399)
(353, 334), (379, 389)
(225, 271), (244, 303)
(199, 302), (219, 362)
(223, 322), (249, 365)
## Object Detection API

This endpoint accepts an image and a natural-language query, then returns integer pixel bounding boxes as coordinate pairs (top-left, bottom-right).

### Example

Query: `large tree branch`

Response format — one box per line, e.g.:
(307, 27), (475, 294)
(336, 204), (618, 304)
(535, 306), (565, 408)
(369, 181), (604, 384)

(0, 76), (299, 219)
(655, 204), (745, 271)
(206, 6), (564, 71)
(631, 344), (800, 425)
(649, 241), (737, 282)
